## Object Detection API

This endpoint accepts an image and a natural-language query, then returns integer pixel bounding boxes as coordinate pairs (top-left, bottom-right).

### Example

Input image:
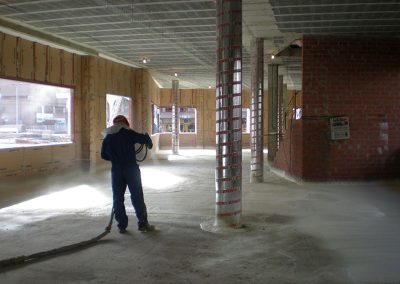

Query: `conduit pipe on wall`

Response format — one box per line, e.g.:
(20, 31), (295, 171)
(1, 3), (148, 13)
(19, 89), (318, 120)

(215, 0), (242, 228)
(172, 79), (179, 154)
(250, 38), (264, 183)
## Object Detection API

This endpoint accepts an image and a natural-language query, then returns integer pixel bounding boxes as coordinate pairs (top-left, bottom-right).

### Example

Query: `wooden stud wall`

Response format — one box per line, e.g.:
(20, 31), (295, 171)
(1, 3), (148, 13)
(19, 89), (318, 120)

(80, 56), (147, 171)
(0, 32), (82, 179)
(0, 30), (275, 179)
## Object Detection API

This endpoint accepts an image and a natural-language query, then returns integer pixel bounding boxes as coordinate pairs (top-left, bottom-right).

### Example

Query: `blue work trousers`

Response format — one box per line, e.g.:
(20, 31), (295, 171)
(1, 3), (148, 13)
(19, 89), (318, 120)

(111, 164), (148, 230)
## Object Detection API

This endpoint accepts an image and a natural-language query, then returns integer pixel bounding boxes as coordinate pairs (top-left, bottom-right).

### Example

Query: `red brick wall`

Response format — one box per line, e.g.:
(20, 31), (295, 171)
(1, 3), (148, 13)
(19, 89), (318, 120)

(274, 119), (303, 178)
(275, 36), (400, 180)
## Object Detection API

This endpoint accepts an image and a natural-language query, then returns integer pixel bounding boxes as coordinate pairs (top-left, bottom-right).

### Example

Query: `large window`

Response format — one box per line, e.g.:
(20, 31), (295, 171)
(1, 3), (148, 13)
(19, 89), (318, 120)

(152, 103), (160, 134)
(158, 107), (196, 133)
(0, 78), (72, 149)
(179, 108), (196, 133)
(159, 107), (172, 133)
(106, 94), (131, 127)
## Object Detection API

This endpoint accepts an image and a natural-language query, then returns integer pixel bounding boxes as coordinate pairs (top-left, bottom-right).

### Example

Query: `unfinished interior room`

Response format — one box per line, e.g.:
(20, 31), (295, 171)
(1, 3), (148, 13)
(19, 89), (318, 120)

(0, 0), (399, 283)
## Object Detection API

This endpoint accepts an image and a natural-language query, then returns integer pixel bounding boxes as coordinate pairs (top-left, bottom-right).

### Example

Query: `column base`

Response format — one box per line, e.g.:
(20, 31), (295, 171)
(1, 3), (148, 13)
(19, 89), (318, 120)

(200, 218), (247, 233)
(250, 173), (263, 183)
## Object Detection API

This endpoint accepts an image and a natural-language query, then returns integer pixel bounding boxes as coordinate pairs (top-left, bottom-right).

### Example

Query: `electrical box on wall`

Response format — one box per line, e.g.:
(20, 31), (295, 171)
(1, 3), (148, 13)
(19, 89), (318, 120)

(330, 116), (350, 140)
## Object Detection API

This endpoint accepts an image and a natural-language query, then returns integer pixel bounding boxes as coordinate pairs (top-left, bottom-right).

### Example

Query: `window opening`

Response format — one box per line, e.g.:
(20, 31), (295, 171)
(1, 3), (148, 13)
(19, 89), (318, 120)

(106, 94), (132, 127)
(0, 78), (73, 149)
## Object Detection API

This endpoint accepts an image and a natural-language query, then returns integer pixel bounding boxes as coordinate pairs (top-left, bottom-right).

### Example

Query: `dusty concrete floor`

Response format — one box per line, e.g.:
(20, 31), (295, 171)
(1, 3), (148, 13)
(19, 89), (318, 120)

(0, 149), (400, 283)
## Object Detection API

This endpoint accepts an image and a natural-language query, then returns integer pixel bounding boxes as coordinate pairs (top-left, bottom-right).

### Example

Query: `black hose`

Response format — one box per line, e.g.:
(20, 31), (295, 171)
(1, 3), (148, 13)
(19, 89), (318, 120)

(0, 144), (149, 269)
(136, 144), (148, 162)
(0, 208), (115, 269)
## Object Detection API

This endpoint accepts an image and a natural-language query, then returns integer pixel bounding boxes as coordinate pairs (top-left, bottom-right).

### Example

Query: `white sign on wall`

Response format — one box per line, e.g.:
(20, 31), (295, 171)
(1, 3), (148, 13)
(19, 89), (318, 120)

(330, 116), (350, 140)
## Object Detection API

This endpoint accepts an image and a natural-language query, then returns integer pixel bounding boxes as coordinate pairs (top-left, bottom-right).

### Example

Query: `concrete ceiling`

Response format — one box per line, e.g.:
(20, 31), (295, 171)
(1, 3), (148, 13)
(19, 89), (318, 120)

(0, 0), (399, 90)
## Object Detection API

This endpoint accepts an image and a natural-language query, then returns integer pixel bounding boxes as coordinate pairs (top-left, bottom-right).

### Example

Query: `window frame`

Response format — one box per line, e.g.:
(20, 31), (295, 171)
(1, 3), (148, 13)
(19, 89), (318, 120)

(151, 102), (161, 134)
(242, 108), (250, 134)
(105, 93), (133, 128)
(0, 77), (74, 149)
(179, 107), (197, 134)
(158, 107), (197, 134)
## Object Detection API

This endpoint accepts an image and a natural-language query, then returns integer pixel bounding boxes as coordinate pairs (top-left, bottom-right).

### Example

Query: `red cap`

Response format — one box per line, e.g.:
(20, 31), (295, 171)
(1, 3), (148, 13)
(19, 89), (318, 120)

(113, 115), (130, 127)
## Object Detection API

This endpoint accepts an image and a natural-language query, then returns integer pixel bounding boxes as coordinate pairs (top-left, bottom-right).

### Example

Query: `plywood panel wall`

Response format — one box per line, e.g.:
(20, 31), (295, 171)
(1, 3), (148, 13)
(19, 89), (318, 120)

(34, 42), (46, 82)
(48, 48), (61, 83)
(160, 88), (171, 106)
(19, 38), (34, 80)
(62, 51), (74, 86)
(0, 32), (82, 180)
(180, 89), (193, 106)
(2, 34), (17, 78)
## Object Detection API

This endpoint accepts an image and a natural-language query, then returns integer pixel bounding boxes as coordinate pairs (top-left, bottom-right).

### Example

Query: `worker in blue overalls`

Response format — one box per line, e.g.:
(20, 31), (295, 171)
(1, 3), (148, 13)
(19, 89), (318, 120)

(101, 115), (154, 233)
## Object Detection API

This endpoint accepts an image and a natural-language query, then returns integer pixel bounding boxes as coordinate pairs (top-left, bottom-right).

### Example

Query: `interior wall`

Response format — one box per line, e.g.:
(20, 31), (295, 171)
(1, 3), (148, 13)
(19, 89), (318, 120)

(0, 30), (274, 179)
(157, 89), (269, 149)
(273, 90), (303, 178)
(0, 32), (82, 179)
(0, 31), (157, 179)
(136, 69), (160, 155)
(274, 35), (400, 181)
(81, 56), (140, 171)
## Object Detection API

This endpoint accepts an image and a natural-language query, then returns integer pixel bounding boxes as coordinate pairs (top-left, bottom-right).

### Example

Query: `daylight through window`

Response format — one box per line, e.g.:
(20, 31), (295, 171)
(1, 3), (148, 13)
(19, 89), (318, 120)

(106, 94), (132, 127)
(158, 107), (196, 133)
(242, 108), (250, 133)
(0, 78), (73, 149)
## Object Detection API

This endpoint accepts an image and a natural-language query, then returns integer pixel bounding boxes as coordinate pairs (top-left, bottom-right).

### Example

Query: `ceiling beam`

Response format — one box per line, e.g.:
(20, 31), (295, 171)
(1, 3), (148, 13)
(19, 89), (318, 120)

(279, 24), (400, 30)
(55, 24), (216, 35)
(94, 40), (215, 48)
(276, 18), (400, 25)
(271, 2), (400, 9)
(0, 17), (97, 55)
(0, 0), (67, 6)
(42, 17), (215, 30)
(2, 0), (215, 16)
(81, 35), (216, 45)
(25, 8), (215, 24)
(71, 29), (215, 40)
(274, 10), (400, 18)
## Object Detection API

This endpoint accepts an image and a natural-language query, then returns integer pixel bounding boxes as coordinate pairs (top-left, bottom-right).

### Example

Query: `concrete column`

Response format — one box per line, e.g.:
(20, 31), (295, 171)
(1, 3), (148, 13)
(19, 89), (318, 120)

(250, 38), (264, 183)
(268, 64), (278, 162)
(172, 79), (179, 154)
(214, 0), (243, 228)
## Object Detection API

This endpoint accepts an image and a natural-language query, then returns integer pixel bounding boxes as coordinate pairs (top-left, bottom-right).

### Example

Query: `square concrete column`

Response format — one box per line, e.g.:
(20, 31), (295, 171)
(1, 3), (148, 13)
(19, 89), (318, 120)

(172, 79), (179, 154)
(250, 38), (264, 183)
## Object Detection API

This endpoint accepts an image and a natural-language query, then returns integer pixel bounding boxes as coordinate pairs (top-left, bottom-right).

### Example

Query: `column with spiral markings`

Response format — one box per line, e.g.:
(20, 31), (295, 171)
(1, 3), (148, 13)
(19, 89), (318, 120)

(250, 38), (264, 183)
(172, 79), (179, 154)
(215, 0), (242, 228)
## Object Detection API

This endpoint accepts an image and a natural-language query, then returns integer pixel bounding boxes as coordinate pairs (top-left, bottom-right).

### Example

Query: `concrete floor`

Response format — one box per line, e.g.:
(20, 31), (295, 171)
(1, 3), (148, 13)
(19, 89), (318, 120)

(0, 149), (400, 283)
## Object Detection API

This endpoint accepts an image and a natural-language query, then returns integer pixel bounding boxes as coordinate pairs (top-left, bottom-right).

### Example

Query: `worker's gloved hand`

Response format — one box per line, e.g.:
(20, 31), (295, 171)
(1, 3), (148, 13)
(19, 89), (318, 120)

(145, 133), (153, 149)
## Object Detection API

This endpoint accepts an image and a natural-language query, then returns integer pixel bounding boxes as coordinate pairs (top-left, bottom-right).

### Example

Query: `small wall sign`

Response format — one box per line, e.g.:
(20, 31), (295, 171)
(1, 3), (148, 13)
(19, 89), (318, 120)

(330, 116), (350, 140)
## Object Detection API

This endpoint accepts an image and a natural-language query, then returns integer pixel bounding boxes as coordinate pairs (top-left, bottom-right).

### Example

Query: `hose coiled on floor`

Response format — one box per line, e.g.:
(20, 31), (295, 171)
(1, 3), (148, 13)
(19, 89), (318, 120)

(0, 208), (115, 269)
(0, 143), (149, 269)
